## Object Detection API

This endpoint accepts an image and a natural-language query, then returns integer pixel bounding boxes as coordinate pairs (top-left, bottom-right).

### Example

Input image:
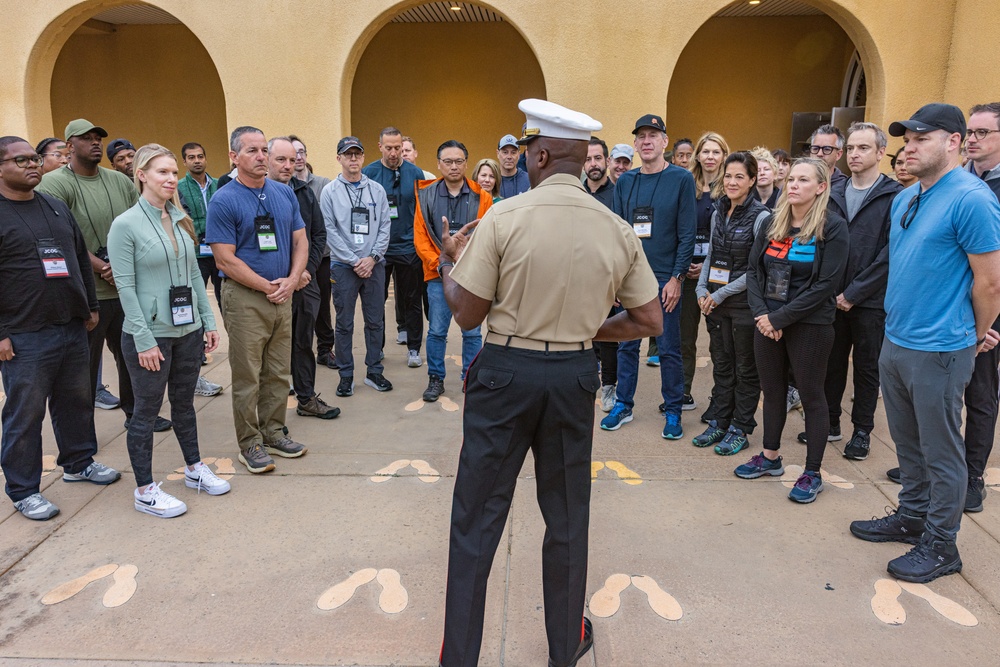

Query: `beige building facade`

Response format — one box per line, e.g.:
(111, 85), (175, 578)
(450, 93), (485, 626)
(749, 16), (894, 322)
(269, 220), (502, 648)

(2, 0), (998, 177)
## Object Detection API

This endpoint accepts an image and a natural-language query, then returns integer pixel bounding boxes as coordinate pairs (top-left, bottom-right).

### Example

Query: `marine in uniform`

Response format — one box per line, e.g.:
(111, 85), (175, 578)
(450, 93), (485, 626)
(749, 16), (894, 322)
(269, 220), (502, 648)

(436, 99), (662, 667)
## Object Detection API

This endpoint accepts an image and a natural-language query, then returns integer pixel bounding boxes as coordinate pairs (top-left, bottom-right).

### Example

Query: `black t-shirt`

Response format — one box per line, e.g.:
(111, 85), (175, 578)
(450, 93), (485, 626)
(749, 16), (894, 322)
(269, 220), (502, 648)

(0, 193), (97, 339)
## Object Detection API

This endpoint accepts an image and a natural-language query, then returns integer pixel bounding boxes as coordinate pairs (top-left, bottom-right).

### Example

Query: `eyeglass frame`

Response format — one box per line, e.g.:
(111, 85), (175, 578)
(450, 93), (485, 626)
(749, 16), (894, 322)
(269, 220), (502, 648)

(966, 128), (1000, 141)
(439, 158), (467, 167)
(808, 145), (839, 156)
(0, 154), (44, 168)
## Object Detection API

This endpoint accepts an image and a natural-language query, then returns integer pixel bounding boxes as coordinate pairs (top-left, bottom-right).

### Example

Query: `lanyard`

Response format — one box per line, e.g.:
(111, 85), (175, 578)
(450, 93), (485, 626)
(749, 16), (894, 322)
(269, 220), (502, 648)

(0, 194), (57, 241)
(625, 166), (666, 216)
(139, 202), (188, 287)
(236, 177), (270, 218)
(68, 165), (117, 244)
(344, 180), (368, 208)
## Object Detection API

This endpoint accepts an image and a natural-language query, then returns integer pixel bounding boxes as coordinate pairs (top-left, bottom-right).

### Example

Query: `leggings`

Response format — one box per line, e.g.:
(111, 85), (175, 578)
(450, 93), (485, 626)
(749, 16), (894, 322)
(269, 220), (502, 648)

(754, 321), (834, 472)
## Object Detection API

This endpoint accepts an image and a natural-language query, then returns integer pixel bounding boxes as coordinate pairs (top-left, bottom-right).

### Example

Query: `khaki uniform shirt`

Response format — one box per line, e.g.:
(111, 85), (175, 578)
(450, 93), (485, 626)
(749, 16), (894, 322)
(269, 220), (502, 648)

(451, 173), (659, 344)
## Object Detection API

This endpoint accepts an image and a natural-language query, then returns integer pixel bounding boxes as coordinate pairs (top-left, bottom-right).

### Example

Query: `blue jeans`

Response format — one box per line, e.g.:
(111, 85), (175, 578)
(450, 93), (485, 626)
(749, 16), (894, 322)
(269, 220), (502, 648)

(426, 279), (482, 380)
(1, 322), (98, 502)
(615, 280), (683, 414)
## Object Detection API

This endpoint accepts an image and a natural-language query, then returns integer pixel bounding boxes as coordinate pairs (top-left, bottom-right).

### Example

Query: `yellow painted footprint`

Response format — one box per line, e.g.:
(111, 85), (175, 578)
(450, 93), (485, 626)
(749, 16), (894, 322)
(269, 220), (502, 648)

(41, 564), (119, 605)
(604, 461), (643, 485)
(696, 356), (709, 368)
(589, 573), (631, 618)
(870, 579), (905, 625)
(102, 564), (138, 608)
(591, 461), (605, 482)
(405, 400), (425, 412)
(375, 568), (408, 614)
(405, 397), (460, 413)
(588, 573), (683, 621)
(166, 458), (235, 482)
(984, 467), (1000, 487)
(445, 354), (463, 367)
(40, 455), (57, 478)
(317, 568), (378, 610)
(410, 460), (441, 483)
(897, 581), (978, 627)
(370, 459), (410, 483)
(439, 396), (460, 412)
(631, 575), (683, 620)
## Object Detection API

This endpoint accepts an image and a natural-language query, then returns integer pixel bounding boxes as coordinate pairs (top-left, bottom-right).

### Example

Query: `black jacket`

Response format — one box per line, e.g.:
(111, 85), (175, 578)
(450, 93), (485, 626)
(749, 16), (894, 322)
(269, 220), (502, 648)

(827, 174), (902, 310)
(747, 212), (850, 329)
(291, 176), (326, 278)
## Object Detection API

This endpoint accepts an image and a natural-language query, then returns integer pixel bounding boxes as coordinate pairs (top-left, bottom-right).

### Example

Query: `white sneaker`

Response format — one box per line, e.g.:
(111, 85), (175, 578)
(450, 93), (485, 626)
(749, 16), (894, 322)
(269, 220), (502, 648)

(194, 376), (223, 397)
(600, 385), (616, 412)
(396, 331), (407, 345)
(184, 462), (231, 495)
(407, 350), (423, 368)
(134, 482), (187, 518)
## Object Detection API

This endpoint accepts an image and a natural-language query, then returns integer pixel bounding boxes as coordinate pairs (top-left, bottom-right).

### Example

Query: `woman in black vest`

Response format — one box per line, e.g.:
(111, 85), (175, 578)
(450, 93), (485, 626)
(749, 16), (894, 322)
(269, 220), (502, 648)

(693, 152), (771, 456)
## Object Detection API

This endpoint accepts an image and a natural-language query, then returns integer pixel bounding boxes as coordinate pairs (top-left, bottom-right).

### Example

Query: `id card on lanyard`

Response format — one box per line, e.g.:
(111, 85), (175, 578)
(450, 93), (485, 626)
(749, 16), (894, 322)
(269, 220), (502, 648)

(169, 285), (195, 326)
(708, 257), (730, 285)
(632, 206), (653, 239)
(255, 214), (278, 252)
(37, 240), (70, 278)
(198, 234), (213, 257)
(387, 194), (399, 220)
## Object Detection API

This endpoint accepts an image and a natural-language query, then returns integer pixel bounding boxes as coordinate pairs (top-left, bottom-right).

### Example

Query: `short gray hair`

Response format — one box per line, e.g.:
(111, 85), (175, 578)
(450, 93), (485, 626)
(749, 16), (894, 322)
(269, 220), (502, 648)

(267, 136), (294, 153)
(230, 126), (264, 153)
(847, 121), (888, 150)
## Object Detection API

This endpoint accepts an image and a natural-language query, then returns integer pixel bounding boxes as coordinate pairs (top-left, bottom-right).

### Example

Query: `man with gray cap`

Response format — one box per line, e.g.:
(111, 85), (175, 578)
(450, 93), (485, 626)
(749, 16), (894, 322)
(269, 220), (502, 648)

(609, 143), (633, 185)
(496, 133), (529, 198)
(850, 103), (1000, 583)
(437, 99), (661, 667)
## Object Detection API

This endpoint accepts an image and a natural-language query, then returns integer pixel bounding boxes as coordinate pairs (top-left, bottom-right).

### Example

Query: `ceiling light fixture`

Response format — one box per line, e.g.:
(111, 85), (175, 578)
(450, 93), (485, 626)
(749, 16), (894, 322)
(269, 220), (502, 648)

(749, 0), (761, 5)
(450, 3), (462, 10)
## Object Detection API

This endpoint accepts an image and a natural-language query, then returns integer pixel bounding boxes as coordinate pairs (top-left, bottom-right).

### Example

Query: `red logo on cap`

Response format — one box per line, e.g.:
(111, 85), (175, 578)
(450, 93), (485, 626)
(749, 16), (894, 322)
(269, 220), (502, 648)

(652, 118), (659, 126)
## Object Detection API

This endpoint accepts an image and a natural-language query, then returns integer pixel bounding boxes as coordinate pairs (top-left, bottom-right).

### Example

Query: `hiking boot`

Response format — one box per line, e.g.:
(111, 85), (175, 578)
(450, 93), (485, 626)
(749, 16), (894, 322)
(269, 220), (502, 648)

(184, 462), (231, 495)
(94, 385), (120, 410)
(734, 452), (784, 479)
(194, 376), (224, 397)
(786, 386), (801, 412)
(850, 507), (925, 544)
(692, 420), (726, 448)
(336, 376), (354, 397)
(887, 467), (901, 483)
(407, 350), (423, 368)
(134, 482), (187, 518)
(662, 412), (683, 440)
(423, 375), (445, 402)
(843, 429), (870, 460)
(600, 403), (633, 431)
(296, 394), (341, 419)
(238, 444), (276, 473)
(797, 424), (841, 444)
(63, 461), (121, 485)
(714, 425), (749, 456)
(788, 470), (824, 503)
(681, 393), (696, 411)
(14, 493), (59, 521)
(365, 373), (393, 392)
(265, 437), (307, 459)
(966, 476), (986, 513)
(887, 537), (962, 584)
(600, 385), (616, 412)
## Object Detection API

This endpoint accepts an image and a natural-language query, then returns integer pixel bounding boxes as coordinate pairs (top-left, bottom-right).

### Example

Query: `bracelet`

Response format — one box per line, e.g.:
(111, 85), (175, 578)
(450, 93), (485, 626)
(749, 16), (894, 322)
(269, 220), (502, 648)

(437, 261), (455, 275)
(978, 336), (986, 345)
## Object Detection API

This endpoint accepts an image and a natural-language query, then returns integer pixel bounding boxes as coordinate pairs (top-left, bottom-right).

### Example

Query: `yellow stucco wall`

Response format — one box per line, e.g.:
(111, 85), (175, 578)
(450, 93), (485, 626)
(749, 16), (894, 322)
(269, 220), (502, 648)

(50, 23), (228, 175)
(1, 0), (998, 179)
(351, 22), (545, 175)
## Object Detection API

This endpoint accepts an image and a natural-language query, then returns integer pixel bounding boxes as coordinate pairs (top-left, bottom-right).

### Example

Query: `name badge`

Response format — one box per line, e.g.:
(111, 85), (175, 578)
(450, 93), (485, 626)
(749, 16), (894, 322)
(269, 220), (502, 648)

(169, 285), (195, 326)
(197, 234), (213, 257)
(694, 242), (710, 257)
(708, 257), (730, 285)
(37, 240), (70, 278)
(387, 194), (399, 220)
(254, 214), (278, 252)
(632, 206), (653, 239)
(351, 207), (370, 235)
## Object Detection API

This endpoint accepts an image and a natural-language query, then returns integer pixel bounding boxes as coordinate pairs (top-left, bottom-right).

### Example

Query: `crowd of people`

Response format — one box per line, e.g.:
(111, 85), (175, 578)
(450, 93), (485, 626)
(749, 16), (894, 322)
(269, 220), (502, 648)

(1, 99), (1000, 649)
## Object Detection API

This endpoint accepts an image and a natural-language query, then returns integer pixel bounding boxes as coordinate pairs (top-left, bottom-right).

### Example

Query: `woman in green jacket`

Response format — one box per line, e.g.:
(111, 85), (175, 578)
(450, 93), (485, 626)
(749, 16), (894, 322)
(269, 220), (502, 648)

(108, 144), (228, 519)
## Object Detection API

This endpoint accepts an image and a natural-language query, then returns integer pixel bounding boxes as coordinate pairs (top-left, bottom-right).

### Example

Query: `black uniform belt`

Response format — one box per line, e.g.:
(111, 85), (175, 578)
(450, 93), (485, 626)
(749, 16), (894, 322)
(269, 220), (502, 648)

(485, 332), (592, 352)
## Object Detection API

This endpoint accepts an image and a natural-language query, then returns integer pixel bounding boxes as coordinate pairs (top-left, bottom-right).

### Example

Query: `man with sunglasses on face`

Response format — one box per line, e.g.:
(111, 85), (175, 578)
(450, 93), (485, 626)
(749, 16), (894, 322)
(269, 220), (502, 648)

(808, 124), (848, 188)
(849, 104), (1000, 584)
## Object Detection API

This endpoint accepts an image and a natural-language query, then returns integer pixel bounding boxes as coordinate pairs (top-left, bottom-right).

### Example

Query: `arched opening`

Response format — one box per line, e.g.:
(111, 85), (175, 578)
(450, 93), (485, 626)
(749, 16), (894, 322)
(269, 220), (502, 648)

(28, 2), (227, 176)
(666, 0), (881, 162)
(350, 1), (545, 173)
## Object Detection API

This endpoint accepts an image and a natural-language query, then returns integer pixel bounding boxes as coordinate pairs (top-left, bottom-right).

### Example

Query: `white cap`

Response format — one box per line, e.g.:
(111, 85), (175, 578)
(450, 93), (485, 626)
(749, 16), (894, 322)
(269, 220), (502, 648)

(517, 98), (602, 143)
(610, 144), (634, 161)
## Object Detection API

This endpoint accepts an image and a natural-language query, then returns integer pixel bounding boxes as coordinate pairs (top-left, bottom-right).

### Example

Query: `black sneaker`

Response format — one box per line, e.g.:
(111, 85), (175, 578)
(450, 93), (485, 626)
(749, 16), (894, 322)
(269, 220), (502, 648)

(124, 416), (173, 432)
(365, 373), (393, 392)
(887, 537), (962, 583)
(681, 394), (696, 411)
(886, 467), (901, 484)
(296, 394), (341, 419)
(849, 507), (925, 544)
(965, 476), (986, 513)
(843, 429), (870, 460)
(336, 376), (354, 397)
(797, 424), (841, 444)
(265, 437), (307, 459)
(658, 402), (666, 414)
(317, 351), (331, 366)
(423, 375), (445, 402)
(700, 396), (715, 424)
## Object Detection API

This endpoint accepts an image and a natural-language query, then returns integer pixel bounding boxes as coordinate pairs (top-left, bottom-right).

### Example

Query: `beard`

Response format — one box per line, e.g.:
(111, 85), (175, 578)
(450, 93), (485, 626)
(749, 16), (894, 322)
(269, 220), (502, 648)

(587, 167), (605, 181)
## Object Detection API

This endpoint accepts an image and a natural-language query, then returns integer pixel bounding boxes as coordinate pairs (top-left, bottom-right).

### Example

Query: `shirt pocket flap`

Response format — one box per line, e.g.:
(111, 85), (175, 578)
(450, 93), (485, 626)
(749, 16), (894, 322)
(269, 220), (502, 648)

(578, 372), (601, 394)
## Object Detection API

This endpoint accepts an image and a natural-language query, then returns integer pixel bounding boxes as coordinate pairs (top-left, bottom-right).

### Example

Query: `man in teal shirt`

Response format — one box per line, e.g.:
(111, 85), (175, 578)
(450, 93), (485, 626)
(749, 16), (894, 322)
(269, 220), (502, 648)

(177, 142), (220, 307)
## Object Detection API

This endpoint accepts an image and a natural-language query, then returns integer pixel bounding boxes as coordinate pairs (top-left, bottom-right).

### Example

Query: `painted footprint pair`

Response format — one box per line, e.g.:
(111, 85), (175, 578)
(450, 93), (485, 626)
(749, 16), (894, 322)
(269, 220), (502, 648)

(40, 563), (138, 608)
(405, 396), (460, 412)
(589, 573), (683, 620)
(370, 459), (440, 483)
(591, 461), (642, 485)
(317, 568), (408, 614)
(871, 579), (977, 626)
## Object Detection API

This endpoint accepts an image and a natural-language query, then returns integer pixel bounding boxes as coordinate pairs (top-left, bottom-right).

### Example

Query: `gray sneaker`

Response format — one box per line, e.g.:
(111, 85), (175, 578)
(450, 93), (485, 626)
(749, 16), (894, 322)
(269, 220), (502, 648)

(265, 437), (307, 459)
(600, 385), (616, 412)
(14, 493), (60, 520)
(194, 376), (224, 397)
(94, 385), (120, 410)
(238, 444), (276, 473)
(62, 461), (121, 485)
(296, 394), (341, 419)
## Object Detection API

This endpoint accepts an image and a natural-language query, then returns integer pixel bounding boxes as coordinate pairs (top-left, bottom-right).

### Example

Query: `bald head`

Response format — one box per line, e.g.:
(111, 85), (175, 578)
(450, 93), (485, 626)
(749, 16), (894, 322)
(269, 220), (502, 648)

(524, 137), (588, 188)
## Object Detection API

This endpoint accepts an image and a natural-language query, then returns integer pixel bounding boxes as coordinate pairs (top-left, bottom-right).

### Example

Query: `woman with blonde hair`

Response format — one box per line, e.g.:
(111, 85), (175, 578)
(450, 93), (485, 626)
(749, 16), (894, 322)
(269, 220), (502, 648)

(749, 146), (781, 209)
(472, 158), (502, 202)
(108, 143), (228, 518)
(735, 157), (849, 503)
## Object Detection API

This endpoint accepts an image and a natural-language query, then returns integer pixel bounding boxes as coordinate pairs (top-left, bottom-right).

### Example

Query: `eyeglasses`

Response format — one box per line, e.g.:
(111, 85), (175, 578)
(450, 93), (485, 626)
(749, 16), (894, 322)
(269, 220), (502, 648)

(0, 155), (44, 168)
(440, 158), (466, 167)
(899, 193), (921, 230)
(295, 149), (307, 156)
(809, 145), (838, 156)
(966, 128), (1000, 141)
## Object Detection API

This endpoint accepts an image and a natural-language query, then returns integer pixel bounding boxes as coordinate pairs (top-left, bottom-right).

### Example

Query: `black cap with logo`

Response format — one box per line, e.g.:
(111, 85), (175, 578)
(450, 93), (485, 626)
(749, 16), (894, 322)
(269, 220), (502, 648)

(337, 136), (364, 154)
(889, 103), (967, 138)
(632, 114), (666, 135)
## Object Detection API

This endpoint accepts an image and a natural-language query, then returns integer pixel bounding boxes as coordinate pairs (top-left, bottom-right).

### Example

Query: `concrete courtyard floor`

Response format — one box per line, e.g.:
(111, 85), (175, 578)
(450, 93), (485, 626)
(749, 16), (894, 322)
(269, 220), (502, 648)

(1, 297), (999, 666)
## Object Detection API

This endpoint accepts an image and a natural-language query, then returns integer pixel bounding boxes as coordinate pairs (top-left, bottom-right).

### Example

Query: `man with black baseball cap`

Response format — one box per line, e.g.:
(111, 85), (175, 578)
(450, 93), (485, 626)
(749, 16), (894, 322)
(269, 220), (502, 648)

(850, 103), (1000, 583)
(106, 138), (136, 178)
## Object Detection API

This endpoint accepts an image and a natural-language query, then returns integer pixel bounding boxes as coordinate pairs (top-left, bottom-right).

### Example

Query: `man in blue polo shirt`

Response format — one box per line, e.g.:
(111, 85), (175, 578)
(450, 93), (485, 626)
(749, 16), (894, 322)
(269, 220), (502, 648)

(604, 113), (696, 440)
(850, 104), (1000, 583)
(207, 126), (310, 474)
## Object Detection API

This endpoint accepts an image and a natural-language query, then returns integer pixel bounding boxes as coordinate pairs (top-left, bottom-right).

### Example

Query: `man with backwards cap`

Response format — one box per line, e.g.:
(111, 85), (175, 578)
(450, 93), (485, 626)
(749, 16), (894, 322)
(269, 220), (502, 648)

(437, 99), (661, 667)
(850, 103), (1000, 583)
(106, 138), (136, 179)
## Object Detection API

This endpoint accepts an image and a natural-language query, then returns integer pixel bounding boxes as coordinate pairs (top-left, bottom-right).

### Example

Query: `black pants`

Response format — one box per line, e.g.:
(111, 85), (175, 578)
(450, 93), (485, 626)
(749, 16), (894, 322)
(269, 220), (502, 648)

(315, 256), (335, 356)
(122, 329), (203, 488)
(1, 323), (98, 502)
(291, 280), (321, 401)
(88, 298), (134, 418)
(704, 305), (759, 432)
(965, 316), (1000, 478)
(680, 277), (702, 394)
(197, 255), (223, 310)
(824, 307), (884, 432)
(383, 253), (424, 353)
(442, 344), (599, 667)
(754, 322), (834, 471)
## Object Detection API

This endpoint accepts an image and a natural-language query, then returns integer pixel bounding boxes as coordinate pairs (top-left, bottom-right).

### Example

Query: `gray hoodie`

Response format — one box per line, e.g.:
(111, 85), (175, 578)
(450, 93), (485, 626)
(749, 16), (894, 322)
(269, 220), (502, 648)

(966, 159), (1000, 200)
(320, 174), (391, 265)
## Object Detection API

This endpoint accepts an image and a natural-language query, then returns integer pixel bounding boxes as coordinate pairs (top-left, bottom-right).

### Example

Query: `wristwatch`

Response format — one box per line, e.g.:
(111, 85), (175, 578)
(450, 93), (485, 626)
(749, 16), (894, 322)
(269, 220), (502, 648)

(369, 253), (382, 263)
(674, 273), (685, 282)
